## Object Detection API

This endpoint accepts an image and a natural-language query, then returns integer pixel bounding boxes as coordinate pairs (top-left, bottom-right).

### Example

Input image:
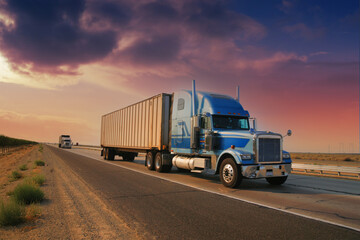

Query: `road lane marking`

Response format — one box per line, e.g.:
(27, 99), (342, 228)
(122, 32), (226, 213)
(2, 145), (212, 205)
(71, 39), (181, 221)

(58, 147), (360, 232)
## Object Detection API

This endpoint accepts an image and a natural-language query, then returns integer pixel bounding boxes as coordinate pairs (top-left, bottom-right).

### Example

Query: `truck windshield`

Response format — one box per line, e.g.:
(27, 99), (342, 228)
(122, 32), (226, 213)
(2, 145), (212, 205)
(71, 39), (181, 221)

(212, 115), (249, 130)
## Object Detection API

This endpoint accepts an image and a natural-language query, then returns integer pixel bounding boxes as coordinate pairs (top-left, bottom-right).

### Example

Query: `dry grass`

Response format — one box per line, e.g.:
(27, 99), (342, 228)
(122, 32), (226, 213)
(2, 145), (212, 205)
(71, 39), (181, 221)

(34, 160), (45, 167)
(9, 171), (22, 182)
(25, 203), (41, 221)
(19, 164), (28, 171)
(0, 145), (45, 228)
(291, 153), (360, 162)
(24, 175), (45, 186)
(0, 145), (37, 188)
(0, 200), (25, 226)
(12, 183), (44, 205)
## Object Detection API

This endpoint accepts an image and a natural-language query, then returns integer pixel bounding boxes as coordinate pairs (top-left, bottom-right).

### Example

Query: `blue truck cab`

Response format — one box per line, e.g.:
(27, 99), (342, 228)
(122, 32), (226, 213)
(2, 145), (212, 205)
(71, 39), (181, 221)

(169, 87), (292, 188)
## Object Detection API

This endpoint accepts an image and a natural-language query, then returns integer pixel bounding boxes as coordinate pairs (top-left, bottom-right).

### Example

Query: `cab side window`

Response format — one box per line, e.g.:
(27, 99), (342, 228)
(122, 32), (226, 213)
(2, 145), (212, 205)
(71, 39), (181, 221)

(178, 98), (185, 110)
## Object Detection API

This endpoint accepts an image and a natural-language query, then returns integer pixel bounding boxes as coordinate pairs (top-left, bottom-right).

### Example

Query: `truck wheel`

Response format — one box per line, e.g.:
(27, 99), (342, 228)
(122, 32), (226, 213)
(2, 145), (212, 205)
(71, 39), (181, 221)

(154, 152), (163, 172)
(266, 176), (288, 185)
(146, 152), (155, 170)
(219, 158), (242, 188)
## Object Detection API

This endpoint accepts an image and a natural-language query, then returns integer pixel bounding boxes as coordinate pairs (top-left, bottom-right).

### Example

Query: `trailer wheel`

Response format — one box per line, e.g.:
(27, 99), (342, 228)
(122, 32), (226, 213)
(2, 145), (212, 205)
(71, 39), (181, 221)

(266, 176), (288, 185)
(219, 158), (242, 188)
(146, 152), (155, 170)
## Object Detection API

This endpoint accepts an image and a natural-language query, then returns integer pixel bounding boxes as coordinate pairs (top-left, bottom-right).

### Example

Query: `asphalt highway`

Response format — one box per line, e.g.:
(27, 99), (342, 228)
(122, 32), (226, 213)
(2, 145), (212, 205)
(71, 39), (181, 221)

(47, 146), (360, 239)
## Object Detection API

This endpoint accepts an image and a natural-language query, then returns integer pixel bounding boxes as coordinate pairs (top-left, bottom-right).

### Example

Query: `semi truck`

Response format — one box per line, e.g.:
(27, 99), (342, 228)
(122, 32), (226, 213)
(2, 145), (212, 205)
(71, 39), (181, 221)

(59, 135), (72, 149)
(101, 81), (292, 188)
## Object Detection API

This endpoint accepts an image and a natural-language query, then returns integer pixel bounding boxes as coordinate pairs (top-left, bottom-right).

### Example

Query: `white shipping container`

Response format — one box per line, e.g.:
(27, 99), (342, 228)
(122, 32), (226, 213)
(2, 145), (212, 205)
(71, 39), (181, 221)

(101, 93), (171, 151)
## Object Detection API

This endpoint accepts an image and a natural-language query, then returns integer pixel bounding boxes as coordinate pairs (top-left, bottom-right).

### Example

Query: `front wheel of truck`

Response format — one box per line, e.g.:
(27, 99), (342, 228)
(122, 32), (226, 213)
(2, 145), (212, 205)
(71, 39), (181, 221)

(219, 158), (242, 188)
(266, 176), (288, 185)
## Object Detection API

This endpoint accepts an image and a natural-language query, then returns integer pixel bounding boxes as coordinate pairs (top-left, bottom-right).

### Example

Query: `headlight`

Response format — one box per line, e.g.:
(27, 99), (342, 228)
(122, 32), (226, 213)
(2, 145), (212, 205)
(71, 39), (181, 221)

(282, 153), (291, 159)
(241, 154), (252, 160)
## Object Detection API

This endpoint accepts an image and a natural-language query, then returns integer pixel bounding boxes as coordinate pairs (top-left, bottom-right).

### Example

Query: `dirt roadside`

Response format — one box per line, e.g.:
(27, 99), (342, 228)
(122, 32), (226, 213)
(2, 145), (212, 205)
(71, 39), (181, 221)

(0, 145), (40, 198)
(0, 145), (141, 240)
(291, 152), (360, 167)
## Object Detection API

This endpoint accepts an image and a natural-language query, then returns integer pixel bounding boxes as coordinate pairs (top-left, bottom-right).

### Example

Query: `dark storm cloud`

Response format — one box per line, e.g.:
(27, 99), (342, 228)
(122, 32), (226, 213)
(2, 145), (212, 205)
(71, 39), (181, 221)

(138, 1), (179, 22)
(181, 1), (247, 38)
(123, 34), (181, 65)
(85, 1), (132, 27)
(0, 0), (265, 74)
(0, 0), (118, 70)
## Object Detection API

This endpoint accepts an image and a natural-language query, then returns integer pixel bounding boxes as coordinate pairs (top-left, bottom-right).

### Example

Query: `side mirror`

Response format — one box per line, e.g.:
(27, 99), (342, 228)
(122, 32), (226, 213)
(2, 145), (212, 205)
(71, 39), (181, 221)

(287, 129), (292, 136)
(249, 117), (257, 131)
(283, 129), (292, 137)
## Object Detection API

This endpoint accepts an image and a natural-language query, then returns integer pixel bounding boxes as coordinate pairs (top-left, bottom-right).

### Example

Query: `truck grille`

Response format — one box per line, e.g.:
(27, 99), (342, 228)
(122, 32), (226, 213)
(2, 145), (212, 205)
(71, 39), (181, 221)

(258, 138), (281, 162)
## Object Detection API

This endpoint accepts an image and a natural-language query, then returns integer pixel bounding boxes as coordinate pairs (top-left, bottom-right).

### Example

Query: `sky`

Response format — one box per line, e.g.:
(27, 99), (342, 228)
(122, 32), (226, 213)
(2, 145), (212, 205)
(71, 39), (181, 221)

(0, 0), (358, 153)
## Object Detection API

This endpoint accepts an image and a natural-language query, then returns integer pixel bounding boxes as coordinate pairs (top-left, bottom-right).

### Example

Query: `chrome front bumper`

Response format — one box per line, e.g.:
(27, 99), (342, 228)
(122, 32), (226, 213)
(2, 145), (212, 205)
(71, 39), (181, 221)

(242, 163), (291, 179)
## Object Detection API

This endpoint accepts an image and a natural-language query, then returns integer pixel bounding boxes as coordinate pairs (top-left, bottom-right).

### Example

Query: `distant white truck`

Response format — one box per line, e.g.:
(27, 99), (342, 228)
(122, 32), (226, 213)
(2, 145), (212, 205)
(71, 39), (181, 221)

(59, 135), (72, 149)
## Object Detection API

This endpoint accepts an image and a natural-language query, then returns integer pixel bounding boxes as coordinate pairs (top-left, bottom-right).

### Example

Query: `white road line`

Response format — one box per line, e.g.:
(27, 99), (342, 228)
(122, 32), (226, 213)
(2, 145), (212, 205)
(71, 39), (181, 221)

(60, 147), (360, 233)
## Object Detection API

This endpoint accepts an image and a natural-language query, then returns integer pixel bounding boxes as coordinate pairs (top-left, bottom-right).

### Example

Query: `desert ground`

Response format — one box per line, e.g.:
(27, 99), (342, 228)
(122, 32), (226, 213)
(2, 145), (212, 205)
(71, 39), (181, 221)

(291, 152), (360, 167)
(0, 145), (140, 240)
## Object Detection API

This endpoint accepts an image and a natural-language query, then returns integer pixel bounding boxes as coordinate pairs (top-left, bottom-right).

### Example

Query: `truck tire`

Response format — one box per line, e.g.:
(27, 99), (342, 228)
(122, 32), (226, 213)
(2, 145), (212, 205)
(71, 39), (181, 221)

(154, 152), (163, 172)
(154, 152), (172, 172)
(219, 158), (242, 188)
(58, 144), (61, 148)
(266, 176), (288, 185)
(146, 152), (155, 170)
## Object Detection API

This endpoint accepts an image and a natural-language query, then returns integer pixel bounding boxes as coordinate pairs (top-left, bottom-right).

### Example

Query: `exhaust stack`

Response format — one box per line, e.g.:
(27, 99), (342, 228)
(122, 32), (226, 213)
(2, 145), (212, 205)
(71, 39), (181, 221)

(192, 80), (196, 116)
(236, 85), (240, 102)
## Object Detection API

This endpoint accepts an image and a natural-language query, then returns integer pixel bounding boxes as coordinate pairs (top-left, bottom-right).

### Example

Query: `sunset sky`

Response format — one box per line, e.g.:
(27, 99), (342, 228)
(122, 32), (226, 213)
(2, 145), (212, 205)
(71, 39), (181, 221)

(0, 0), (358, 153)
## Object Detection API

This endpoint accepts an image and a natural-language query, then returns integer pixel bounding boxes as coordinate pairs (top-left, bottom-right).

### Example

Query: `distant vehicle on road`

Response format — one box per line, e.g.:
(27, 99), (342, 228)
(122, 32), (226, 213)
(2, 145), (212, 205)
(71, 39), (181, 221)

(101, 81), (292, 188)
(59, 135), (72, 149)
